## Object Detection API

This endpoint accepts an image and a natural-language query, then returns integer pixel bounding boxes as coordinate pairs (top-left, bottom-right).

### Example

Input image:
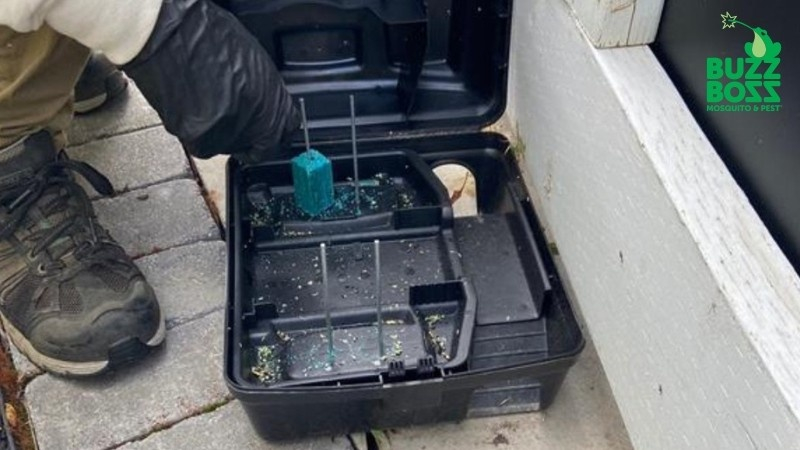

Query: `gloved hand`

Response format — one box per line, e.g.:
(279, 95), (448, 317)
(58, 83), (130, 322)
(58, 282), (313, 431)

(122, 0), (300, 163)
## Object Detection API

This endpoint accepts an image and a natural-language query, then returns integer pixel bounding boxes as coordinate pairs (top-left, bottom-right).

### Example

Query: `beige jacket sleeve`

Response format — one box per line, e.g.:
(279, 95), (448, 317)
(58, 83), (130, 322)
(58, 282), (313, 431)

(0, 0), (164, 64)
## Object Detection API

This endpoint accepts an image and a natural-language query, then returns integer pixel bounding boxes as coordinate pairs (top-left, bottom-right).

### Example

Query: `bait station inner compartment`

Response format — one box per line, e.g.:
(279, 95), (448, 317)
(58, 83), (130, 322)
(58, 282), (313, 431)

(234, 149), (478, 386)
(221, 0), (585, 440)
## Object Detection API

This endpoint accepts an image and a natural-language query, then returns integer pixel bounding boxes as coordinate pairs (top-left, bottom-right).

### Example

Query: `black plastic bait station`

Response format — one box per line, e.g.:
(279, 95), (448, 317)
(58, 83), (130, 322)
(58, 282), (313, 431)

(220, 0), (584, 440)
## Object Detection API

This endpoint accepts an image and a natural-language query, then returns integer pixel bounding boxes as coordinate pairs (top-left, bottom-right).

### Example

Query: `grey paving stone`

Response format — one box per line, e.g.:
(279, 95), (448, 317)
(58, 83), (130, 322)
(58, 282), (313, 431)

(7, 339), (42, 380)
(117, 401), (352, 450)
(68, 82), (161, 146)
(385, 340), (632, 450)
(67, 126), (190, 196)
(136, 241), (226, 328)
(94, 179), (219, 258)
(192, 155), (228, 224)
(26, 311), (228, 450)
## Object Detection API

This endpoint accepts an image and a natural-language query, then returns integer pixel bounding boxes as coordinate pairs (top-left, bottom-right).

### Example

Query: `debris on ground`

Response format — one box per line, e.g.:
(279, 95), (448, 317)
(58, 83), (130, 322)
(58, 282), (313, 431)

(0, 341), (35, 449)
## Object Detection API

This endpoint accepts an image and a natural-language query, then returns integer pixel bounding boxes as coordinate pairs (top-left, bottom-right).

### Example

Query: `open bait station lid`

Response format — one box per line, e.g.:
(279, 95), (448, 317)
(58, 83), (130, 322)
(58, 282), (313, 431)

(216, 0), (512, 146)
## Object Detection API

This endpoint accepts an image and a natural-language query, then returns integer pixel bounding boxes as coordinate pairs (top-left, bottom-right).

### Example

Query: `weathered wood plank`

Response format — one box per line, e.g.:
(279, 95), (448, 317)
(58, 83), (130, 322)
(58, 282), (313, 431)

(564, 0), (664, 47)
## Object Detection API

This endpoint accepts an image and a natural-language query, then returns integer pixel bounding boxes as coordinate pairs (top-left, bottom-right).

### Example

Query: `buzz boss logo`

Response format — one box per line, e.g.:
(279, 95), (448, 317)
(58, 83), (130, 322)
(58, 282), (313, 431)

(707, 12), (782, 112)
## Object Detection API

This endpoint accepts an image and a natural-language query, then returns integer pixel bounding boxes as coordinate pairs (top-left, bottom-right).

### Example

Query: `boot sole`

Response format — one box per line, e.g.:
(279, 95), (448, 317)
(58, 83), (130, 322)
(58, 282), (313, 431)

(0, 311), (165, 377)
(74, 73), (129, 115)
(74, 94), (108, 115)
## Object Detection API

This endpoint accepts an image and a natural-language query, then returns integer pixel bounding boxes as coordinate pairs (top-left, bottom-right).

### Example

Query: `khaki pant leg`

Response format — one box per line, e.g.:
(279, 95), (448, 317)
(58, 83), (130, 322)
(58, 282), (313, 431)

(0, 25), (90, 149)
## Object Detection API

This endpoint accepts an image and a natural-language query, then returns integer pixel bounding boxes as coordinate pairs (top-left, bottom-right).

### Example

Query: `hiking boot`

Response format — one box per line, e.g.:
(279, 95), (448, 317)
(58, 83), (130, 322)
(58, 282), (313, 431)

(74, 53), (128, 115)
(0, 132), (165, 376)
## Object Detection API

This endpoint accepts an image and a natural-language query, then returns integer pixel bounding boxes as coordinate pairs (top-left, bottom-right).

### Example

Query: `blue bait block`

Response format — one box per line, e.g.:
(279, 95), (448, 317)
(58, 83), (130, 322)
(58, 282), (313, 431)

(292, 149), (334, 216)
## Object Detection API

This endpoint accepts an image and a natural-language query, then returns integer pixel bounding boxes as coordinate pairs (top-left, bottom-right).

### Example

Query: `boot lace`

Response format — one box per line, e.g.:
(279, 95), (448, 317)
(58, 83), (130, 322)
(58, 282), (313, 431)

(0, 158), (114, 272)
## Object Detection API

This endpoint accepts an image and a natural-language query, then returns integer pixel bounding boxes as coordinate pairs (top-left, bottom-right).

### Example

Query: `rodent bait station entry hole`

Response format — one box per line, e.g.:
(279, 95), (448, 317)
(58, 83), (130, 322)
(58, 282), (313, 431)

(433, 164), (477, 218)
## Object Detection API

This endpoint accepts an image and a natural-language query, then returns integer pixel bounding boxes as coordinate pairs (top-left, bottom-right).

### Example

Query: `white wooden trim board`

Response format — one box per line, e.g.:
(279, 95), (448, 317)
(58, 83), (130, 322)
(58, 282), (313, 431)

(506, 0), (800, 448)
(564, 0), (664, 47)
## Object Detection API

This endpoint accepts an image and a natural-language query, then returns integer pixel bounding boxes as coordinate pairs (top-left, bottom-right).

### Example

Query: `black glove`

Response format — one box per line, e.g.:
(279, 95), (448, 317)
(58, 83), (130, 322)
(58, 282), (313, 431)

(122, 0), (299, 163)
